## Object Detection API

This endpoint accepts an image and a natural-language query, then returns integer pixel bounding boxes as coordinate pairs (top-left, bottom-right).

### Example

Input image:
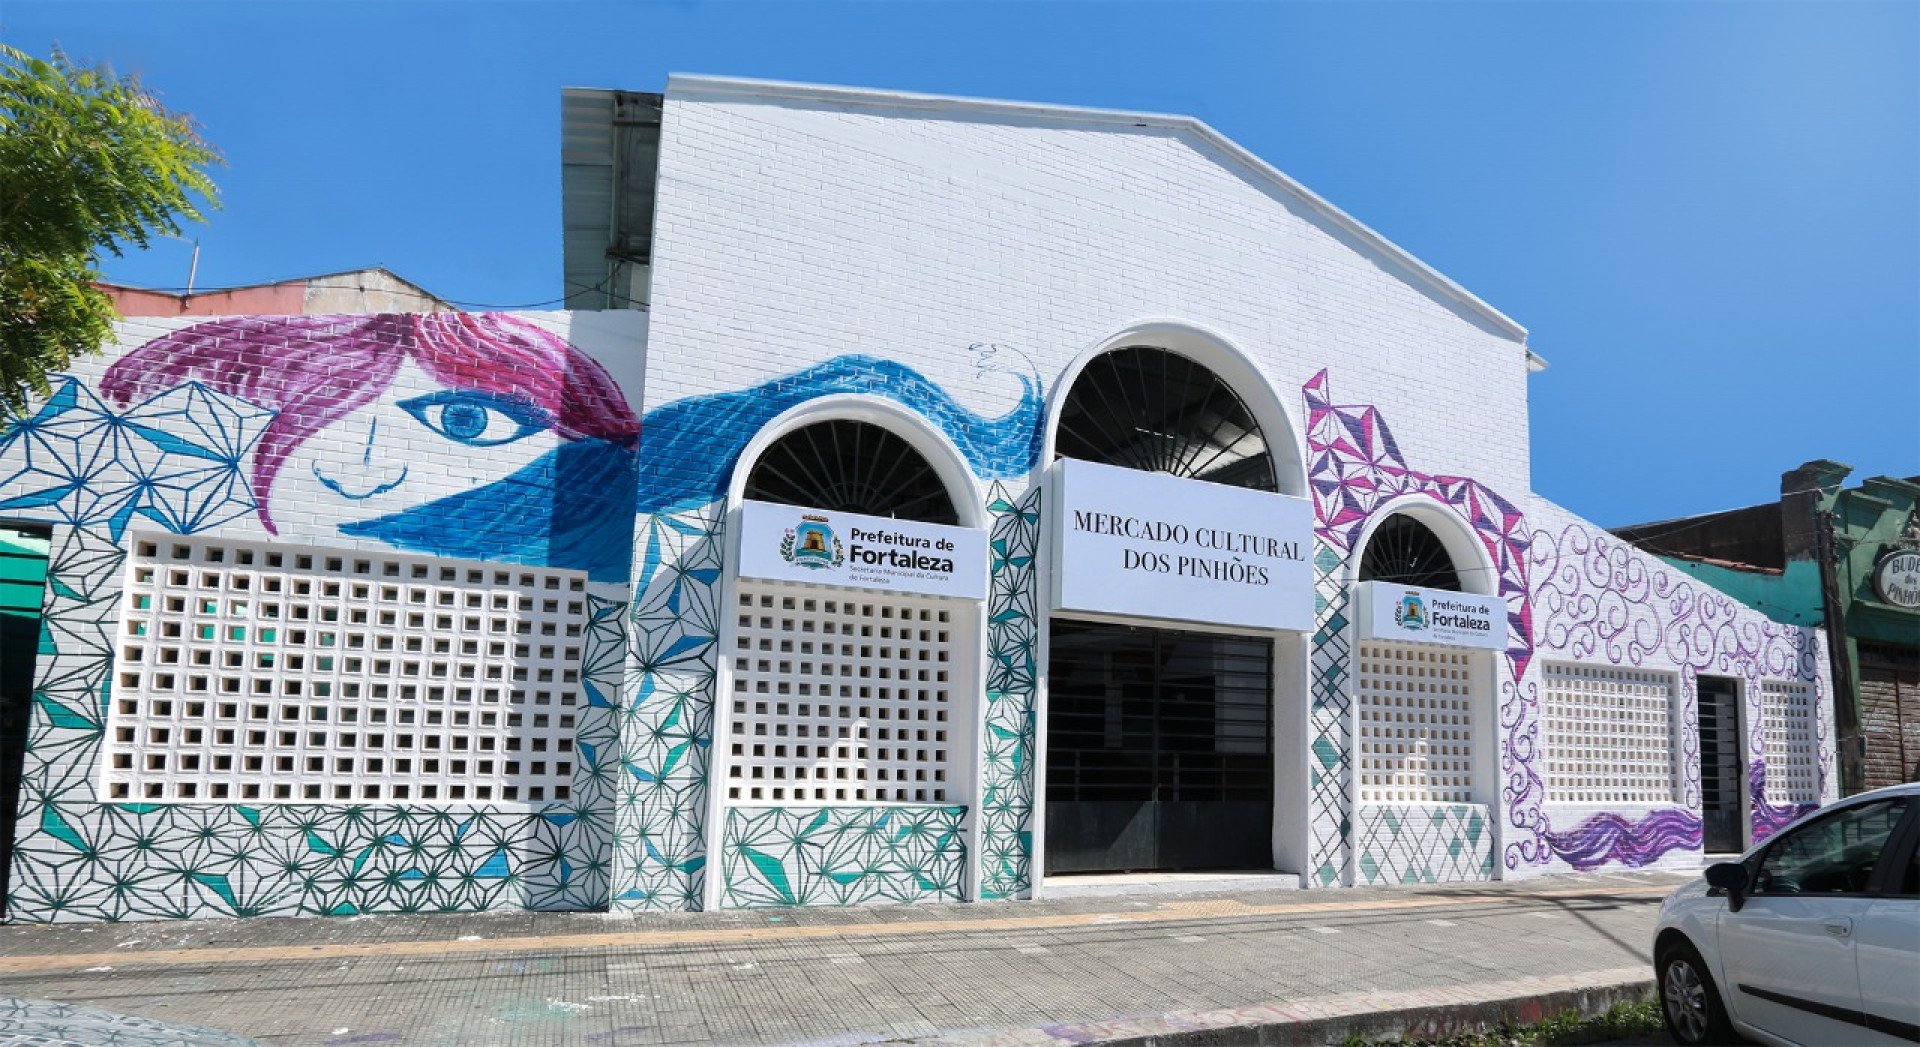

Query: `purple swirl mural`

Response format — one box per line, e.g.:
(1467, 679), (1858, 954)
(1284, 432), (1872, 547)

(1750, 760), (1817, 842)
(1304, 370), (1828, 873)
(1543, 809), (1704, 870)
(1529, 524), (1827, 852)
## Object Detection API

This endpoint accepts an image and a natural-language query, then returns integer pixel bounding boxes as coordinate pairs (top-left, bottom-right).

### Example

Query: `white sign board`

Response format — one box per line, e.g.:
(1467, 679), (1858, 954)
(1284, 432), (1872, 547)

(1052, 458), (1315, 632)
(1357, 580), (1507, 650)
(736, 500), (987, 600)
(1875, 550), (1920, 609)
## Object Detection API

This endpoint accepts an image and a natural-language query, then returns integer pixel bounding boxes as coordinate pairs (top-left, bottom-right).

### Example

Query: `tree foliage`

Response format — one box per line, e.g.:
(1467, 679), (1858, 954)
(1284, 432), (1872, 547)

(0, 44), (219, 413)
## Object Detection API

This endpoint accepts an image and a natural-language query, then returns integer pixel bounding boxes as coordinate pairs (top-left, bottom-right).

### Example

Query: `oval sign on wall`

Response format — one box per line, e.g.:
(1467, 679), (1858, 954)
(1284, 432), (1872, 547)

(1873, 550), (1920, 609)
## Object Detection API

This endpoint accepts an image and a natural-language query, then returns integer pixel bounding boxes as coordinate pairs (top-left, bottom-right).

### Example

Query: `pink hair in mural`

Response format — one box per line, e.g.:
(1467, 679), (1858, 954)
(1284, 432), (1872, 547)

(101, 313), (642, 580)
(102, 313), (639, 531)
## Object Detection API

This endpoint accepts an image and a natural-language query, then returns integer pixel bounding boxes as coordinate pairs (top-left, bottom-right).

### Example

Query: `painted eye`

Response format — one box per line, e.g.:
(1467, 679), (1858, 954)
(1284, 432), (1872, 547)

(398, 391), (552, 447)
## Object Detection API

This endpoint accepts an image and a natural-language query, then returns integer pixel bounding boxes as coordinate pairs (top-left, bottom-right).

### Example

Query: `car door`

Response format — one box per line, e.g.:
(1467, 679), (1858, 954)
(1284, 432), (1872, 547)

(1854, 806), (1920, 1042)
(1716, 796), (1910, 1045)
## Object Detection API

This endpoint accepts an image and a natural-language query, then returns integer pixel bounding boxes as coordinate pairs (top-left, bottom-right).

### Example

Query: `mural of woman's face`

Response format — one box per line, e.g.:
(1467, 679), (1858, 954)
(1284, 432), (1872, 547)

(268, 361), (564, 540)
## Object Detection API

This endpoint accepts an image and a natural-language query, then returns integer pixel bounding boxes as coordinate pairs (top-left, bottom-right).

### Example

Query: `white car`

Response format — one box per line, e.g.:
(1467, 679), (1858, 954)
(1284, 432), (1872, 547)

(1654, 782), (1920, 1045)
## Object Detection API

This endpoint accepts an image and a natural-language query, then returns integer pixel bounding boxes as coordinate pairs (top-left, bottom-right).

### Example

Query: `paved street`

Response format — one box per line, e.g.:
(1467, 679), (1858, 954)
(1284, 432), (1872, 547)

(0, 871), (1691, 1046)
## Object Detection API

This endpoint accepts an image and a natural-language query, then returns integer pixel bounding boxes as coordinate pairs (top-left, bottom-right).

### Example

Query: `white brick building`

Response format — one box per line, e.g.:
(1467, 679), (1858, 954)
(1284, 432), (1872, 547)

(0, 78), (1834, 920)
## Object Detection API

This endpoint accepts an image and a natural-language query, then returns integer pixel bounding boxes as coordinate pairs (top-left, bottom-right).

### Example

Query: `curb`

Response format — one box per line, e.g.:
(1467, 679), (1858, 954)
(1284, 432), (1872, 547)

(904, 968), (1656, 1046)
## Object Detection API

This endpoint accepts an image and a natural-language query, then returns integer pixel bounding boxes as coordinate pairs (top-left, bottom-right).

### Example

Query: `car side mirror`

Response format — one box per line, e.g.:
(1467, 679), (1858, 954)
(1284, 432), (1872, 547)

(1706, 862), (1750, 912)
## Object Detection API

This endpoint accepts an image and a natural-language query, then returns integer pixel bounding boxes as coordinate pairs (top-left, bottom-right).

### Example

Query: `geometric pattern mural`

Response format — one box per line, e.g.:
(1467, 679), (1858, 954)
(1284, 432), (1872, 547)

(1302, 370), (1531, 887)
(1352, 803), (1495, 885)
(0, 378), (272, 541)
(2, 318), (1836, 921)
(595, 340), (1051, 912)
(979, 483), (1040, 900)
(7, 525), (621, 921)
(3, 309), (647, 923)
(719, 805), (966, 908)
(604, 343), (1044, 911)
(1307, 540), (1354, 887)
(528, 591), (625, 911)
(609, 503), (723, 911)
(1300, 369), (1828, 882)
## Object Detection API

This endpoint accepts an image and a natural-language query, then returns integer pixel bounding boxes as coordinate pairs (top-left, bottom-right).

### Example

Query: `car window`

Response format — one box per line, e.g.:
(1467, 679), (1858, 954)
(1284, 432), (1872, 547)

(1752, 798), (1908, 896)
(1895, 831), (1919, 898)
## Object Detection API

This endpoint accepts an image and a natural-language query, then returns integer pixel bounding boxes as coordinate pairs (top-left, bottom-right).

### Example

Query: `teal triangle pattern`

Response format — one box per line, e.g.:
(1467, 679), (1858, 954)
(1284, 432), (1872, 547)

(979, 483), (1040, 900)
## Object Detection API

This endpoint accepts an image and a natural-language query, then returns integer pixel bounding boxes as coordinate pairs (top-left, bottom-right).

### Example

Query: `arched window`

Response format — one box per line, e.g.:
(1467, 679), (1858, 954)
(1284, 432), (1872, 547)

(1358, 515), (1463, 592)
(744, 419), (958, 525)
(1055, 347), (1276, 491)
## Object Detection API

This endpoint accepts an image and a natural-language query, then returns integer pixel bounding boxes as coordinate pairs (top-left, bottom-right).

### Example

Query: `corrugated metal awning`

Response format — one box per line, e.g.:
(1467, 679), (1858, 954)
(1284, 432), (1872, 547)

(561, 88), (662, 310)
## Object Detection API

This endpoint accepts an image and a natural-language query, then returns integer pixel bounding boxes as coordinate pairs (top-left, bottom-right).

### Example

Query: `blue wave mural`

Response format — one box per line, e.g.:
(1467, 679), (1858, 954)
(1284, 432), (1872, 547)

(635, 352), (1044, 514)
(344, 439), (638, 583)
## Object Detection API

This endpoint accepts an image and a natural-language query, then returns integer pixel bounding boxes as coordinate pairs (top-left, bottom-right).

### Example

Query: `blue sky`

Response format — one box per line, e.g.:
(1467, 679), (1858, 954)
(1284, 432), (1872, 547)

(5, 2), (1915, 527)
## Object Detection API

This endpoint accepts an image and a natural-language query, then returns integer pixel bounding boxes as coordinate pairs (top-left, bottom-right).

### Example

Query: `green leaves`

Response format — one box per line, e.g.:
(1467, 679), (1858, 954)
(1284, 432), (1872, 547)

(0, 44), (221, 413)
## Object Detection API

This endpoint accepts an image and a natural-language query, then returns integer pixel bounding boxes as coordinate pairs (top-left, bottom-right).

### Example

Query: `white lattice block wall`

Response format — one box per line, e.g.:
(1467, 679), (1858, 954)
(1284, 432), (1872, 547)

(726, 580), (963, 804)
(1355, 642), (1476, 804)
(1761, 679), (1819, 804)
(105, 535), (587, 805)
(1542, 662), (1680, 805)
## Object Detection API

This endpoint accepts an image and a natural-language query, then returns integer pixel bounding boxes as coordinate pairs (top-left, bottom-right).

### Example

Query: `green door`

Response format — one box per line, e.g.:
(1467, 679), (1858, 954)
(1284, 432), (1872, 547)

(1, 523), (51, 914)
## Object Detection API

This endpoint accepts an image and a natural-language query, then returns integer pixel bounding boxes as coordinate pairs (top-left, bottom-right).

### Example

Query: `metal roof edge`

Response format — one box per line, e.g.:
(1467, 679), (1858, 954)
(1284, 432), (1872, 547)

(664, 74), (1530, 344)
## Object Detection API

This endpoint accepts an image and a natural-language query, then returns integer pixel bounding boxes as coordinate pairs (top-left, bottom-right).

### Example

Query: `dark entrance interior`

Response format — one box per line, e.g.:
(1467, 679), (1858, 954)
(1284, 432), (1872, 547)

(1045, 620), (1273, 874)
(1, 523), (52, 911)
(1697, 675), (1743, 853)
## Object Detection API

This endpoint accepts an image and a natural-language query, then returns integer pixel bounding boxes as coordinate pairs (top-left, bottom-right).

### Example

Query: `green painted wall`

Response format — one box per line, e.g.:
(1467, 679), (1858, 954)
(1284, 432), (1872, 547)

(1654, 556), (1824, 627)
(0, 526), (50, 620)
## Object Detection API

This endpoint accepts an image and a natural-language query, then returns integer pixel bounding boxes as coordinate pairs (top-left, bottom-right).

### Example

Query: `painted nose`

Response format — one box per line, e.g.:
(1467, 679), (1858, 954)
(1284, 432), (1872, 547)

(311, 418), (409, 500)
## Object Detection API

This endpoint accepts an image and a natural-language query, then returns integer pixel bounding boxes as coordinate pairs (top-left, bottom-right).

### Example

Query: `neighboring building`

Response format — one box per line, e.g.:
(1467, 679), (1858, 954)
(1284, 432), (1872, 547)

(101, 267), (453, 317)
(1617, 462), (1920, 796)
(1, 78), (1836, 922)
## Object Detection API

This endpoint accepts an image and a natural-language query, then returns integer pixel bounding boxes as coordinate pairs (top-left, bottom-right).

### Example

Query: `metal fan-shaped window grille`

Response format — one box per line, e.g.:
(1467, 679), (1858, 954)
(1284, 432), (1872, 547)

(744, 420), (959, 525)
(1359, 515), (1464, 591)
(1055, 347), (1276, 491)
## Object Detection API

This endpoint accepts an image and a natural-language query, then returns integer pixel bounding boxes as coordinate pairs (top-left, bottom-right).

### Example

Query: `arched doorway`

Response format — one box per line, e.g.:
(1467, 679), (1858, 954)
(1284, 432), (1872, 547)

(1045, 345), (1293, 875)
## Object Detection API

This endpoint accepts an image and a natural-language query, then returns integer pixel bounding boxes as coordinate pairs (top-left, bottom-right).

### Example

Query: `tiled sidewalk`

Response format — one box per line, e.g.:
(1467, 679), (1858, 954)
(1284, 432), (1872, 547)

(0, 870), (1691, 1046)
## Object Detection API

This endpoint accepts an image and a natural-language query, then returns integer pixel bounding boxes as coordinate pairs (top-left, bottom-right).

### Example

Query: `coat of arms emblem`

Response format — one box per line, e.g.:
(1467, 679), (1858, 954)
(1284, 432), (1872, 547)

(781, 514), (844, 570)
(1393, 591), (1428, 630)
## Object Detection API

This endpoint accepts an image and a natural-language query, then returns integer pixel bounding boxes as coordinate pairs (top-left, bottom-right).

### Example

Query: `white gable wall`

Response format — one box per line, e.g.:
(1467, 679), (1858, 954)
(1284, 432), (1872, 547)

(643, 86), (1532, 496)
